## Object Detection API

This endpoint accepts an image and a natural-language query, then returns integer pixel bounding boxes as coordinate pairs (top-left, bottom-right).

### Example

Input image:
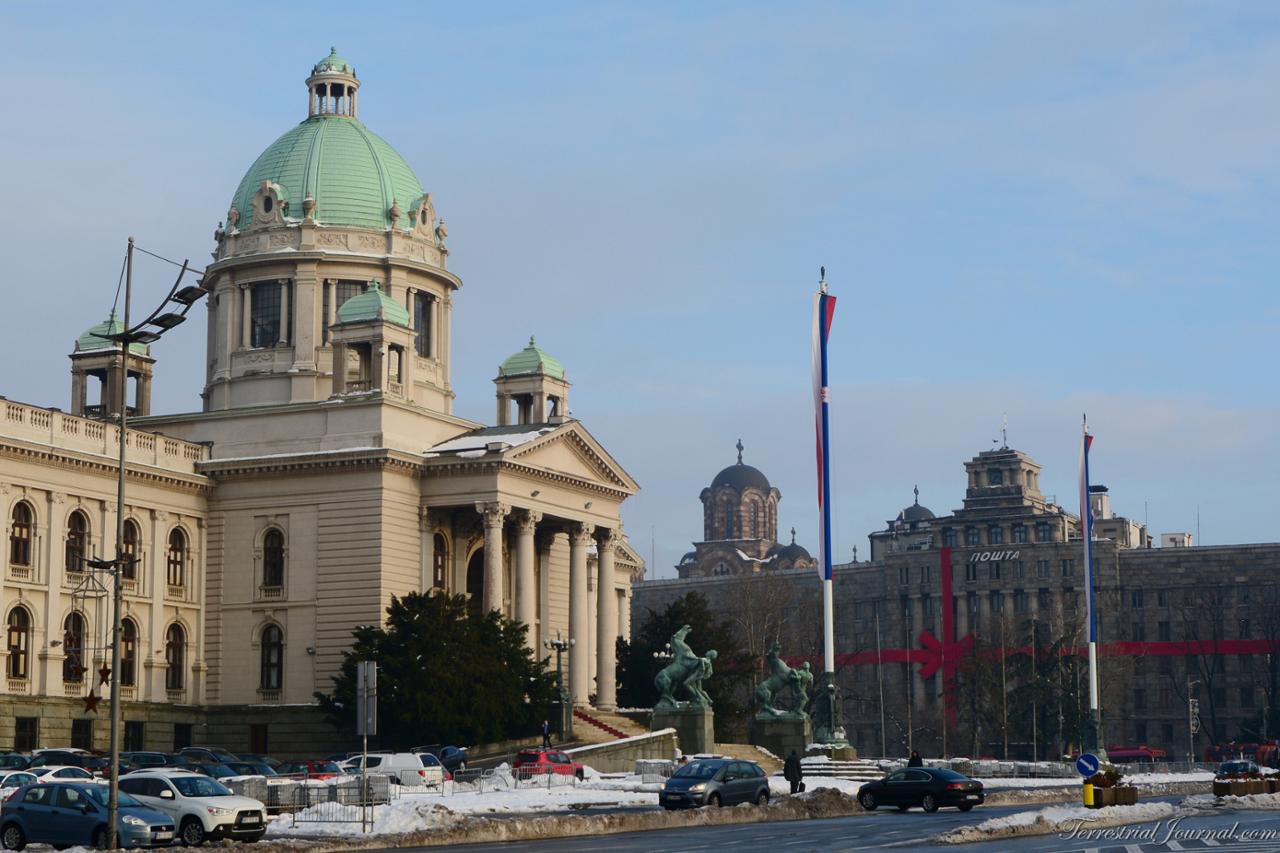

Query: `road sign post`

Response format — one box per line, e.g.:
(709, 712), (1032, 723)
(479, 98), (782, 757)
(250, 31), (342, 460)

(357, 661), (377, 833)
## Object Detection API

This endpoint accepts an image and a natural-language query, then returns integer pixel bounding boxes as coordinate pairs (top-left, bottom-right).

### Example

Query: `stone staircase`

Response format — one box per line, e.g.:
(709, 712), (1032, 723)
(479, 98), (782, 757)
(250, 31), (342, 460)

(799, 757), (884, 782)
(572, 708), (650, 743)
(714, 743), (783, 776)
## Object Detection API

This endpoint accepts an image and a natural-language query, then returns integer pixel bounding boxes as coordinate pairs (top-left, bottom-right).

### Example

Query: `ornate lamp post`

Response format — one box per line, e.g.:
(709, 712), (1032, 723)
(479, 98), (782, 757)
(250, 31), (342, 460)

(543, 632), (574, 740)
(86, 238), (204, 848)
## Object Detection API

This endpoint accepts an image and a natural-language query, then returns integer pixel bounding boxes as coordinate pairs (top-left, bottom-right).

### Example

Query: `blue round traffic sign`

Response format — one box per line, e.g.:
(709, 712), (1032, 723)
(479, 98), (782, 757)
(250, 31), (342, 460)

(1076, 753), (1100, 777)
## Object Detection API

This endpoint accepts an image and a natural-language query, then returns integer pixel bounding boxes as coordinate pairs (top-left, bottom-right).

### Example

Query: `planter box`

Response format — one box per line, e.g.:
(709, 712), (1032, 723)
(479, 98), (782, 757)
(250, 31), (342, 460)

(1248, 779), (1266, 795)
(1229, 780), (1250, 796)
(1267, 778), (1279, 794)
(1115, 786), (1138, 805)
(1213, 780), (1231, 797)
(1095, 787), (1117, 807)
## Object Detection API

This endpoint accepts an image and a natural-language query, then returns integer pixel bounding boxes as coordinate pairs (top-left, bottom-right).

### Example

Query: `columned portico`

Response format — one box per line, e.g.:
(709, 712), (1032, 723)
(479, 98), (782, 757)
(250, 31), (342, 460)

(479, 502), (509, 613)
(595, 527), (619, 710)
(515, 510), (541, 649)
(568, 522), (592, 706)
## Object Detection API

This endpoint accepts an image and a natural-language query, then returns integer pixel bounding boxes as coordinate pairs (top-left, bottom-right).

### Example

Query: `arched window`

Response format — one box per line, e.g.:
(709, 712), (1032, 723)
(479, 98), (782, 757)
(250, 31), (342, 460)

(63, 612), (86, 683)
(262, 529), (285, 588)
(167, 529), (187, 588)
(165, 624), (186, 690)
(432, 533), (447, 589)
(66, 510), (89, 572)
(750, 504), (760, 538)
(121, 520), (140, 580)
(260, 624), (283, 690)
(9, 502), (33, 567)
(6, 608), (30, 679)
(120, 619), (138, 687)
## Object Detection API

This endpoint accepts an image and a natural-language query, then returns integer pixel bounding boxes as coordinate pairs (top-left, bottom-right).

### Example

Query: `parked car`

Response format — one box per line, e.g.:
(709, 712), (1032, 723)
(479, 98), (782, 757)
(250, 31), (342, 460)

(1219, 759), (1260, 777)
(224, 762), (277, 778)
(659, 758), (769, 809)
(235, 754), (281, 770)
(25, 751), (88, 769)
(0, 758), (29, 772)
(30, 766), (95, 782)
(122, 752), (173, 769)
(191, 764), (239, 780)
(177, 748), (239, 765)
(0, 781), (175, 850)
(0, 773), (38, 791)
(339, 753), (442, 787)
(857, 767), (984, 813)
(277, 760), (344, 781)
(513, 749), (584, 781)
(412, 745), (469, 773)
(117, 770), (266, 846)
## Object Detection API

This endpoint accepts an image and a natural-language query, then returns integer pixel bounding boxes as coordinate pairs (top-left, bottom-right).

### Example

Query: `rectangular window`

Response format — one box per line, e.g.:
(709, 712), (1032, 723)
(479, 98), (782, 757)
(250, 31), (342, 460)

(1213, 687), (1227, 707)
(1014, 589), (1029, 613)
(249, 282), (282, 348)
(124, 721), (145, 752)
(1239, 619), (1251, 640)
(943, 529), (957, 547)
(921, 566), (932, 585)
(1012, 525), (1028, 544)
(1061, 559), (1075, 577)
(1161, 722), (1174, 744)
(14, 717), (37, 752)
(1131, 622), (1145, 641)
(71, 718), (93, 751)
(965, 528), (980, 547)
(1158, 621), (1171, 641)
(965, 563), (978, 582)
(1037, 560), (1050, 579)
(413, 292), (433, 358)
(1159, 687), (1171, 708)
(1038, 588), (1051, 610)
(1134, 688), (1146, 711)
(922, 594), (934, 618)
(898, 566), (910, 586)
(173, 722), (193, 751)
(1036, 521), (1052, 542)
(990, 591), (1004, 612)
(250, 723), (269, 755)
(1135, 721), (1147, 743)
(966, 592), (978, 614)
(989, 562), (1001, 580)
(988, 526), (1004, 545)
(1241, 686), (1255, 708)
(322, 281), (330, 343)
(1130, 589), (1144, 609)
(901, 595), (913, 618)
(1013, 560), (1025, 579)
(1157, 589), (1168, 608)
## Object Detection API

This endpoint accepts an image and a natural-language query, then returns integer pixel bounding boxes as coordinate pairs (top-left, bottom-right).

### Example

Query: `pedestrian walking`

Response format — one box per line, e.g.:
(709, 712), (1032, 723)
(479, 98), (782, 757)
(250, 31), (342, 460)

(784, 749), (804, 795)
(907, 749), (923, 767)
(542, 719), (552, 749)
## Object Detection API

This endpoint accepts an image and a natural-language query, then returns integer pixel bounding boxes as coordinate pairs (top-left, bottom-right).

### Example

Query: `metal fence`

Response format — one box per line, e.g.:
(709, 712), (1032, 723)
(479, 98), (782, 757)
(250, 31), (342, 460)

(512, 766), (579, 789)
(636, 759), (676, 784)
(290, 775), (394, 827)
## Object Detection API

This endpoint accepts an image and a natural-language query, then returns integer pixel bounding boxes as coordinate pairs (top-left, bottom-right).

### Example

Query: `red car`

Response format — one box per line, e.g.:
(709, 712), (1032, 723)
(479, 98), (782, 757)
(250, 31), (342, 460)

(277, 759), (344, 780)
(513, 749), (584, 781)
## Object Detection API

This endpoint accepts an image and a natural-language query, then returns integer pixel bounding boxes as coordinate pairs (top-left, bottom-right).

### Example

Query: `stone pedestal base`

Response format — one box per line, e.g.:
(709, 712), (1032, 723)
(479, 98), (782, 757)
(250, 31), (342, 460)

(805, 743), (858, 760)
(652, 706), (715, 755)
(750, 716), (811, 760)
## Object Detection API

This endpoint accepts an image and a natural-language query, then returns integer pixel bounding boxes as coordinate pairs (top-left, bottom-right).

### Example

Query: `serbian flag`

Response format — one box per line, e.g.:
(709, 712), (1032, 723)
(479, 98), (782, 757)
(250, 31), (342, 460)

(1079, 423), (1097, 643)
(812, 288), (837, 581)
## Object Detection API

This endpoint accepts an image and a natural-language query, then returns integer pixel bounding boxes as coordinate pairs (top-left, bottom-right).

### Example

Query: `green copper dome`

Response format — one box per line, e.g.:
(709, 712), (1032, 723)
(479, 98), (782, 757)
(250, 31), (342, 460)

(500, 337), (565, 380)
(335, 281), (410, 327)
(75, 312), (150, 356)
(312, 47), (354, 76)
(229, 118), (424, 232)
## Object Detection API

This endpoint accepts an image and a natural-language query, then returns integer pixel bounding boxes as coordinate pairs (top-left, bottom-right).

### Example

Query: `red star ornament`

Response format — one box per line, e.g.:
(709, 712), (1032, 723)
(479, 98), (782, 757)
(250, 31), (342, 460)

(98, 665), (112, 686)
(83, 692), (101, 714)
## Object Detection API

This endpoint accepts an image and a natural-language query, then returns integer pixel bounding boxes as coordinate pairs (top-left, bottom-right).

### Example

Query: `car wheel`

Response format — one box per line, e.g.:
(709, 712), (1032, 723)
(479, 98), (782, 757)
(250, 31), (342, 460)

(708, 792), (722, 808)
(1, 823), (26, 851)
(859, 791), (877, 810)
(576, 769), (584, 781)
(180, 818), (207, 847)
(922, 794), (939, 813)
(958, 804), (974, 812)
(93, 827), (109, 849)
(755, 790), (769, 807)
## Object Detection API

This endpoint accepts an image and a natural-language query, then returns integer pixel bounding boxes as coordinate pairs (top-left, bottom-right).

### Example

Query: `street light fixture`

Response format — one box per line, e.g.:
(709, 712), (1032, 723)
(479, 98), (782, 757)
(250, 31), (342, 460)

(97, 238), (205, 848)
(543, 633), (574, 740)
(1187, 678), (1201, 767)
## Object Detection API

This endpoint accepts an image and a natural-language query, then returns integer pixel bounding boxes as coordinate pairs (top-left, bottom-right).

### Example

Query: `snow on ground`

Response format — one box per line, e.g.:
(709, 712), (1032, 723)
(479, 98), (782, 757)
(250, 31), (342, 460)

(1184, 791), (1280, 810)
(940, 801), (1177, 844)
(980, 771), (1213, 789)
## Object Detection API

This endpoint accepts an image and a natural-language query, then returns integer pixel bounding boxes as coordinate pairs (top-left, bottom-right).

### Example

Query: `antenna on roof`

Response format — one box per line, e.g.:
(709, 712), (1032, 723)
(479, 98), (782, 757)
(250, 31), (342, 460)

(1002, 412), (1008, 449)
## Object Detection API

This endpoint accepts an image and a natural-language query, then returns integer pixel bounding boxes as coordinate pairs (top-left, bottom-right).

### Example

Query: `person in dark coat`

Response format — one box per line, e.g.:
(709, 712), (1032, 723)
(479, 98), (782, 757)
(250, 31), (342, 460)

(783, 750), (804, 794)
(541, 719), (552, 749)
(907, 749), (923, 767)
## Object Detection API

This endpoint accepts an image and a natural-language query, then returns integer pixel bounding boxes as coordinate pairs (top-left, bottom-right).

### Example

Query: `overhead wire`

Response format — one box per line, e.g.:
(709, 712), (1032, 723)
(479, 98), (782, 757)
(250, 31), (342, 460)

(133, 244), (205, 276)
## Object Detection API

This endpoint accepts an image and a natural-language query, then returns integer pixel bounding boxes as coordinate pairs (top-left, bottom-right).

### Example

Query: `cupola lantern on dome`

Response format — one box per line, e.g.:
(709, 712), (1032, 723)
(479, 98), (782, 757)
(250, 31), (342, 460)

(307, 47), (359, 118)
(494, 336), (570, 426)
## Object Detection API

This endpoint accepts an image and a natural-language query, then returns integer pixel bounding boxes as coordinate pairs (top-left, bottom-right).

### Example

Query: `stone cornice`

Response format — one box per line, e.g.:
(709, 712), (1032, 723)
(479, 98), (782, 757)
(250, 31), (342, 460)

(198, 447), (423, 479)
(205, 244), (463, 292)
(137, 396), (481, 434)
(0, 440), (211, 494)
(419, 456), (633, 501)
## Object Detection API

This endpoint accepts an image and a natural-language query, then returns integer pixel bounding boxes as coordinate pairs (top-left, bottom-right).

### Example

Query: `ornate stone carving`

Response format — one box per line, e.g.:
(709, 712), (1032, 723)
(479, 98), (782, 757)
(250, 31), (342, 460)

(654, 624), (717, 710)
(388, 200), (402, 224)
(226, 206), (240, 228)
(251, 181), (289, 227)
(569, 521), (593, 546)
(516, 510), (542, 534)
(357, 234), (382, 251)
(434, 217), (449, 252)
(318, 232), (347, 248)
(303, 194), (316, 221)
(269, 232), (292, 247)
(477, 502), (509, 527)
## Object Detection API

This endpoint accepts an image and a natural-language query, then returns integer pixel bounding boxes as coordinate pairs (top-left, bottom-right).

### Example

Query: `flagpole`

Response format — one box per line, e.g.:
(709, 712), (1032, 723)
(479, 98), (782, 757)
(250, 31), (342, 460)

(1080, 415), (1104, 757)
(812, 268), (845, 747)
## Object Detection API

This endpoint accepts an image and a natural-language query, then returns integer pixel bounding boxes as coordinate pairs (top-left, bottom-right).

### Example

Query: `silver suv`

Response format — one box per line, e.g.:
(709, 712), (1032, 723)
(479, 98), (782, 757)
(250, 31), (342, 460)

(118, 770), (265, 845)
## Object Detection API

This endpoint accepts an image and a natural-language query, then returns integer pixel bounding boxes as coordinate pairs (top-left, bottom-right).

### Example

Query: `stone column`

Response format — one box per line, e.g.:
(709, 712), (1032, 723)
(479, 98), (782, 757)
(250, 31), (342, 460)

(330, 342), (346, 394)
(278, 279), (290, 345)
(479, 503), (508, 614)
(71, 372), (85, 416)
(240, 283), (253, 347)
(619, 588), (631, 642)
(595, 528), (619, 710)
(568, 522), (592, 706)
(515, 510), (541, 650)
(419, 505), (433, 592)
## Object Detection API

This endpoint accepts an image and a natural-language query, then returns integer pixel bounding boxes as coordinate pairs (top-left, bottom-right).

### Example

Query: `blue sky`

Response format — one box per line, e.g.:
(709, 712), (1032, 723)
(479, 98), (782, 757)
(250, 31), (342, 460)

(2, 2), (1277, 577)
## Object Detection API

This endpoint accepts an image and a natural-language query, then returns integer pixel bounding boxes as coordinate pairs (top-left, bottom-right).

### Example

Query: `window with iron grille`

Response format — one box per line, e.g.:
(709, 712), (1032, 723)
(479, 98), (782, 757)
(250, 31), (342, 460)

(414, 292), (433, 357)
(250, 282), (281, 348)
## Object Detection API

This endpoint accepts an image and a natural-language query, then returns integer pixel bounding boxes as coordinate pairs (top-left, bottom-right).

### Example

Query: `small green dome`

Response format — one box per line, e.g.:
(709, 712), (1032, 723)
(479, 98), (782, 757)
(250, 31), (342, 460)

(335, 281), (410, 327)
(312, 47), (354, 76)
(229, 117), (424, 232)
(500, 336), (565, 380)
(75, 312), (149, 355)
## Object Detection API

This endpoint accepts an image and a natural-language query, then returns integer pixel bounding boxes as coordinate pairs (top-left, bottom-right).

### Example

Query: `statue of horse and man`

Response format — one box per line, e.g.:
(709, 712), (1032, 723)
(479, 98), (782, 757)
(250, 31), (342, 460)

(755, 641), (813, 718)
(654, 624), (718, 710)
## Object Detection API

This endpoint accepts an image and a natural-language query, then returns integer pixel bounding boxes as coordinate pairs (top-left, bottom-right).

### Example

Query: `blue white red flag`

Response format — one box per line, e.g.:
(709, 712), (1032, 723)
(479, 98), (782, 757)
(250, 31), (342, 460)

(1079, 424), (1097, 643)
(812, 289), (837, 581)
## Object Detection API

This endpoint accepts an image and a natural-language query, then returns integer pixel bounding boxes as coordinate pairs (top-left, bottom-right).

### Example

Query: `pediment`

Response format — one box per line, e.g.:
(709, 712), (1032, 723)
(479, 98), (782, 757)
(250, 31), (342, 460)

(507, 424), (639, 494)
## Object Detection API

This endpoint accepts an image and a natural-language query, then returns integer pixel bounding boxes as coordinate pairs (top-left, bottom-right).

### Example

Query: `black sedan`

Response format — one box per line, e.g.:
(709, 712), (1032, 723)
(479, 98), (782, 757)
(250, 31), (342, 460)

(857, 767), (984, 813)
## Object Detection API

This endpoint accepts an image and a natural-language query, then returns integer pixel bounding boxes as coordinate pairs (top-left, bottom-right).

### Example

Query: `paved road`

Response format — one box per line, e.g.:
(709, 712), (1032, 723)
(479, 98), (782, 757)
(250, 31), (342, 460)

(369, 796), (1280, 853)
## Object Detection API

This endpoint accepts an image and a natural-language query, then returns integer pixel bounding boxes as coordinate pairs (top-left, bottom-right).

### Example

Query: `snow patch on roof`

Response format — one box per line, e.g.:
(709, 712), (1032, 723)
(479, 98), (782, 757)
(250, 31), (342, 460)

(425, 426), (556, 457)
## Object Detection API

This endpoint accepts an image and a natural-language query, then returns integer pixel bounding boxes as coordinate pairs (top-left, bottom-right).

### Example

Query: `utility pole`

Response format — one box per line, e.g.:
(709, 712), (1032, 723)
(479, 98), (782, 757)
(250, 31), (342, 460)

(1031, 617), (1038, 765)
(1000, 616), (1008, 760)
(1188, 677), (1200, 766)
(875, 605), (886, 758)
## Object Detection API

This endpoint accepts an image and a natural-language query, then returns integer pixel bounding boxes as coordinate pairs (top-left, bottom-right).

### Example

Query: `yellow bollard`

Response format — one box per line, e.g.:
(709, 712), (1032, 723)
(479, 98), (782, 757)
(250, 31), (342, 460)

(1083, 782), (1094, 808)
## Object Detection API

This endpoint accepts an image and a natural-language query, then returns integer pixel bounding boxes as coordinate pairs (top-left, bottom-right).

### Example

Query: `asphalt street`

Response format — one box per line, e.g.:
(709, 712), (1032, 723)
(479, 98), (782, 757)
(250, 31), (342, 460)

(370, 796), (1280, 853)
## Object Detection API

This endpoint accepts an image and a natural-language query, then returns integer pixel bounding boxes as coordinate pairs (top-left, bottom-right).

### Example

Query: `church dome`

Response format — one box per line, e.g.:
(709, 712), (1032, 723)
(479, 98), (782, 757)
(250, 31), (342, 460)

(899, 487), (935, 522)
(227, 50), (424, 233)
(335, 281), (410, 327)
(710, 439), (771, 491)
(500, 337), (565, 380)
(75, 312), (149, 356)
(769, 530), (812, 563)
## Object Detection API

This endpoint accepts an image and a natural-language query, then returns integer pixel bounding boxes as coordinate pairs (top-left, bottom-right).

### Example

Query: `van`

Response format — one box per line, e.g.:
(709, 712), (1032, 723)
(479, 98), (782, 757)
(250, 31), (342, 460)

(341, 752), (442, 787)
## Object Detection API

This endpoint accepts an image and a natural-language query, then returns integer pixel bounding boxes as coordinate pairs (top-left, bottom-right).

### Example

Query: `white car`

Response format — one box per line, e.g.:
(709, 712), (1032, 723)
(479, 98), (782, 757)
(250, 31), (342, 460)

(117, 770), (266, 845)
(30, 766), (95, 781)
(0, 771), (37, 789)
(340, 752), (443, 787)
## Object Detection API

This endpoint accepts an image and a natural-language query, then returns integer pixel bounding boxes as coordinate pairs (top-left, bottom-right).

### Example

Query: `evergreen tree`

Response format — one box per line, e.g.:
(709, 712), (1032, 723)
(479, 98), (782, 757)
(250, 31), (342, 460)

(316, 591), (556, 747)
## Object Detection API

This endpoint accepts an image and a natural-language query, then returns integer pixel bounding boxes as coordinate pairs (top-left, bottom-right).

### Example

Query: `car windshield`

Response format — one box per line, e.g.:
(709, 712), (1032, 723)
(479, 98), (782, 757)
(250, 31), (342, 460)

(673, 761), (721, 780)
(83, 786), (140, 807)
(171, 776), (232, 797)
(203, 765), (235, 778)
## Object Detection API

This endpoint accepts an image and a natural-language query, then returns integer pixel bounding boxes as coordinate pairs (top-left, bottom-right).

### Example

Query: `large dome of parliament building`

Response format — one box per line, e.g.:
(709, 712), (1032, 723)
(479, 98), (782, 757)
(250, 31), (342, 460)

(0, 50), (643, 756)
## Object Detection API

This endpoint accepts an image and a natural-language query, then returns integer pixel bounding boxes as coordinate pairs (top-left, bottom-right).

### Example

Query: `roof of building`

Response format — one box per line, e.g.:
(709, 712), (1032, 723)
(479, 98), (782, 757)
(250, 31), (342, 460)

(711, 462), (771, 492)
(900, 486), (935, 521)
(312, 47), (354, 76)
(334, 281), (410, 327)
(74, 312), (150, 356)
(769, 527), (812, 563)
(499, 337), (565, 380)
(229, 115), (424, 233)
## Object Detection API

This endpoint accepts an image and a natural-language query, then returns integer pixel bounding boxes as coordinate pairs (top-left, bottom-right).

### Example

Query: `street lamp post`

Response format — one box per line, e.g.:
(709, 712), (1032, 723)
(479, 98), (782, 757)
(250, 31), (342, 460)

(543, 633), (574, 741)
(1188, 678), (1201, 767)
(90, 238), (204, 848)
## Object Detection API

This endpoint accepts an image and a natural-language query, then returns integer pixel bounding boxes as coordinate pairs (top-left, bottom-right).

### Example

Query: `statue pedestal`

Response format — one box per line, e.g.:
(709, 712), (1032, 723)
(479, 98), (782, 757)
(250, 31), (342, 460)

(652, 706), (715, 755)
(750, 715), (812, 759)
